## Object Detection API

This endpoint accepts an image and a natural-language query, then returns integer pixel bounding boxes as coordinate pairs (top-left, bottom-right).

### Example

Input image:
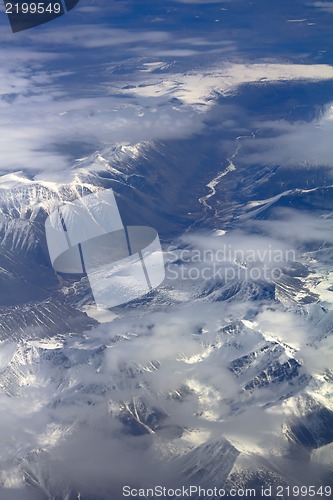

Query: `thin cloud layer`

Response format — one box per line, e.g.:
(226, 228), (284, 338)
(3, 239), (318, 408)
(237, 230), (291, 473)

(311, 2), (333, 13)
(245, 208), (333, 247)
(239, 103), (333, 170)
(0, 56), (204, 178)
(0, 4), (332, 179)
(1, 58), (327, 179)
(118, 64), (333, 109)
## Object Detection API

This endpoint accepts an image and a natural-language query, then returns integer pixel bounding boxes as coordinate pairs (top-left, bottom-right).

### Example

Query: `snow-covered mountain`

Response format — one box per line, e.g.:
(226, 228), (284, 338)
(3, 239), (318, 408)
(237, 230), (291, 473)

(0, 127), (332, 499)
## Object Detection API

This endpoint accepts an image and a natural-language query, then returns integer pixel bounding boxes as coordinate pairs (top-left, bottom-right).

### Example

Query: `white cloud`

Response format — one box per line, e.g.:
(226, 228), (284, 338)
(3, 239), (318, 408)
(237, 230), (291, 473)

(300, 335), (333, 374)
(256, 309), (309, 350)
(22, 25), (171, 49)
(118, 63), (333, 110)
(246, 209), (333, 246)
(311, 1), (333, 13)
(239, 103), (333, 170)
(0, 57), (204, 178)
(0, 22), (332, 179)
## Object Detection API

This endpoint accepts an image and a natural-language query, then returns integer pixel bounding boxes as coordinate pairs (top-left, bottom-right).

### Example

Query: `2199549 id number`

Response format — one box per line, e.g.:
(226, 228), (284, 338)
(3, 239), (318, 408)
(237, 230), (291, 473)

(5, 2), (62, 14)
(274, 485), (331, 497)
